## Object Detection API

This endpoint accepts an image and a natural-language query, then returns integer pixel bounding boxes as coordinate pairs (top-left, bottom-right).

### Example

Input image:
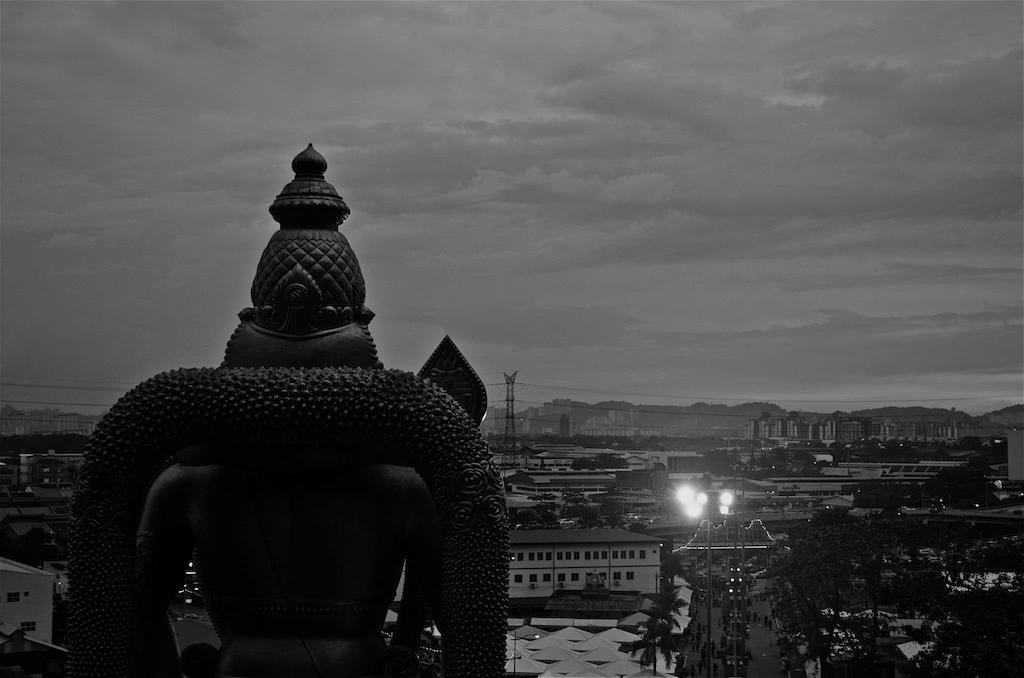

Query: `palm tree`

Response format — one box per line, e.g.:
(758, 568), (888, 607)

(634, 583), (684, 675)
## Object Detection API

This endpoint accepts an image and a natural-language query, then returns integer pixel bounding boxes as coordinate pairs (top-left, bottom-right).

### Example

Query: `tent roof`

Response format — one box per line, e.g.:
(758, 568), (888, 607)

(896, 640), (932, 661)
(571, 637), (619, 652)
(544, 656), (612, 676)
(580, 645), (628, 664)
(594, 628), (641, 643)
(513, 624), (550, 639)
(506, 655), (550, 675)
(599, 658), (643, 677)
(617, 612), (649, 627)
(671, 612), (692, 633)
(549, 626), (595, 642)
(526, 635), (574, 651)
(531, 645), (580, 663)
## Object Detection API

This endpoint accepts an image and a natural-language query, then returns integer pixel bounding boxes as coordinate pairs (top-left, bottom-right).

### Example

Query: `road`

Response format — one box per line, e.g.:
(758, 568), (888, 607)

(678, 580), (791, 678)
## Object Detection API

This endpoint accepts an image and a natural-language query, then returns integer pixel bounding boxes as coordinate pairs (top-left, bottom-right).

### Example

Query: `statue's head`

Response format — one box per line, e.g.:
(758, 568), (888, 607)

(222, 144), (382, 369)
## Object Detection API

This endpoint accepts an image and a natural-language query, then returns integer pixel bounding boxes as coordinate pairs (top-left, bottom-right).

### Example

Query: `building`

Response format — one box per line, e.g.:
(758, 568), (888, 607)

(505, 470), (618, 496)
(1007, 430), (1023, 481)
(508, 529), (662, 599)
(0, 405), (100, 436)
(0, 462), (16, 488)
(646, 450), (702, 473)
(17, 452), (86, 488)
(0, 557), (55, 642)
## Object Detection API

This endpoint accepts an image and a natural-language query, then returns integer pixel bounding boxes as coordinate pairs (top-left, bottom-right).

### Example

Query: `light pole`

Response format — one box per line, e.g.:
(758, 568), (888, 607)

(677, 486), (733, 678)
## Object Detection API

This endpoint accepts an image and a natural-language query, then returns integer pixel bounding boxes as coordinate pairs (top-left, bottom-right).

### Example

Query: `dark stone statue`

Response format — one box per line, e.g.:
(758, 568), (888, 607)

(68, 146), (509, 678)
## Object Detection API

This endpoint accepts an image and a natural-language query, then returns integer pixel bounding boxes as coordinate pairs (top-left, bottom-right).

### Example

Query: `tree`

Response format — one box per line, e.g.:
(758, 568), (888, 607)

(577, 506), (601, 529)
(572, 453), (629, 470)
(909, 577), (1024, 678)
(634, 585), (684, 675)
(598, 496), (627, 528)
(536, 503), (559, 527)
(515, 508), (539, 526)
(771, 509), (869, 663)
(923, 457), (994, 508)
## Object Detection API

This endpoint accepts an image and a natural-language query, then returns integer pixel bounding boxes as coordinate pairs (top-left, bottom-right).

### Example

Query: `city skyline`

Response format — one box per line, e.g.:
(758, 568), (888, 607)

(2, 2), (1022, 416)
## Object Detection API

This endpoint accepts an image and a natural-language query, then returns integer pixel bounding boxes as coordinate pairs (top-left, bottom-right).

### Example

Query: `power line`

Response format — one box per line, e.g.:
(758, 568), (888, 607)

(486, 400), (766, 419)
(0, 381), (131, 393)
(483, 380), (1013, 404)
(0, 399), (112, 408)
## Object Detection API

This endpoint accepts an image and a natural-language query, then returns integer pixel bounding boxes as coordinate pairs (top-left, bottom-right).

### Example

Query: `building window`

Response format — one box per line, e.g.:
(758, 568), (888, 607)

(528, 574), (537, 583)
(545, 552), (552, 561)
(517, 552), (524, 561)
(557, 573), (566, 582)
(584, 551), (591, 560)
(573, 552), (580, 560)
(629, 550), (635, 558)
(612, 571), (621, 580)
(612, 550), (618, 558)
(639, 550), (646, 559)
(601, 550), (608, 559)
(626, 571), (635, 580)
(528, 552), (535, 561)
(542, 573), (551, 582)
(19, 621), (36, 633)
(557, 551), (563, 560)
(6, 592), (19, 602)
(514, 574), (523, 583)
(599, 572), (607, 580)
(571, 573), (580, 581)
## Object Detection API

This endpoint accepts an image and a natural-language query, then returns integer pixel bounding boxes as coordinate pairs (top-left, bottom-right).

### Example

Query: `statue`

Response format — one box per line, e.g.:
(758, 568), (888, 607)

(68, 145), (509, 678)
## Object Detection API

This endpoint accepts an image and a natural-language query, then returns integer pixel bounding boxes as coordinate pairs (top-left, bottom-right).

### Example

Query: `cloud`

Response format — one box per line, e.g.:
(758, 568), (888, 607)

(636, 307), (1024, 379)
(772, 261), (1023, 292)
(398, 303), (640, 350)
(1, 2), (1020, 411)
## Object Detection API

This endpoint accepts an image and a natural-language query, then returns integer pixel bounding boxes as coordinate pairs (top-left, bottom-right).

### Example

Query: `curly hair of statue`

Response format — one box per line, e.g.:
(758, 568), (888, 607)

(68, 367), (508, 678)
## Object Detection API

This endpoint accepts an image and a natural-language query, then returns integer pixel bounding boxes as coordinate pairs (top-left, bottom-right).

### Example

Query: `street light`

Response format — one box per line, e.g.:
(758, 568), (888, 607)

(677, 486), (731, 678)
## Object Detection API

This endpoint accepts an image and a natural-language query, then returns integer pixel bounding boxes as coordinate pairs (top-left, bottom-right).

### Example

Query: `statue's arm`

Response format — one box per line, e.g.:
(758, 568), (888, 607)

(392, 487), (443, 648)
(133, 463), (195, 678)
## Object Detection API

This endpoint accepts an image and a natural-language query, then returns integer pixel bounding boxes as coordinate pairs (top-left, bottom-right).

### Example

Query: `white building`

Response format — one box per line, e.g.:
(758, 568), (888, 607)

(509, 529), (662, 599)
(0, 556), (55, 642)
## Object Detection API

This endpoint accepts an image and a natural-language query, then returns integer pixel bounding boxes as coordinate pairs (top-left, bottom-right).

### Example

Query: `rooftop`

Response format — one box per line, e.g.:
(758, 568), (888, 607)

(510, 529), (662, 545)
(0, 555), (51, 576)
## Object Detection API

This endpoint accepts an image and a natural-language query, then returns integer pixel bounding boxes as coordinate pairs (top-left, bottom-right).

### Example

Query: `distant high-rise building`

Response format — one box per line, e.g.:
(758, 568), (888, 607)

(1007, 430), (1023, 481)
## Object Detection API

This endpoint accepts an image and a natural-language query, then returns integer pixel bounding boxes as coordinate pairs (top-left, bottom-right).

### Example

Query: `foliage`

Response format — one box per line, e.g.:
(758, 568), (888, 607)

(598, 495), (627, 527)
(774, 507), (1024, 672)
(515, 508), (539, 526)
(923, 457), (995, 508)
(771, 509), (869, 662)
(536, 506), (558, 527)
(634, 585), (684, 675)
(571, 452), (629, 470)
(853, 480), (914, 511)
(577, 506), (601, 528)
(0, 433), (91, 454)
(909, 577), (1024, 678)
(0, 525), (60, 567)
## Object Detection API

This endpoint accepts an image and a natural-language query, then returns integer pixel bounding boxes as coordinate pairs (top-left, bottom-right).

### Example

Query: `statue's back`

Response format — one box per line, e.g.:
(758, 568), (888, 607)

(138, 454), (439, 677)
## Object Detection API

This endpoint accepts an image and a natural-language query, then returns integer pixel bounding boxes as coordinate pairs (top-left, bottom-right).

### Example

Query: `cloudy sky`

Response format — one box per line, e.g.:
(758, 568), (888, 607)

(2, 1), (1021, 417)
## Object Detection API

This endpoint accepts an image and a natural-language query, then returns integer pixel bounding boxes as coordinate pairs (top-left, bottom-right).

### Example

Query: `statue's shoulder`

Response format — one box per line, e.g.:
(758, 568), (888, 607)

(353, 463), (433, 498)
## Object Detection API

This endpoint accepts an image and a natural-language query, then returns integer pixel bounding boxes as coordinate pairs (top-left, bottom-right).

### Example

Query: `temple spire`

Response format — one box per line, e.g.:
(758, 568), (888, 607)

(268, 143), (351, 229)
